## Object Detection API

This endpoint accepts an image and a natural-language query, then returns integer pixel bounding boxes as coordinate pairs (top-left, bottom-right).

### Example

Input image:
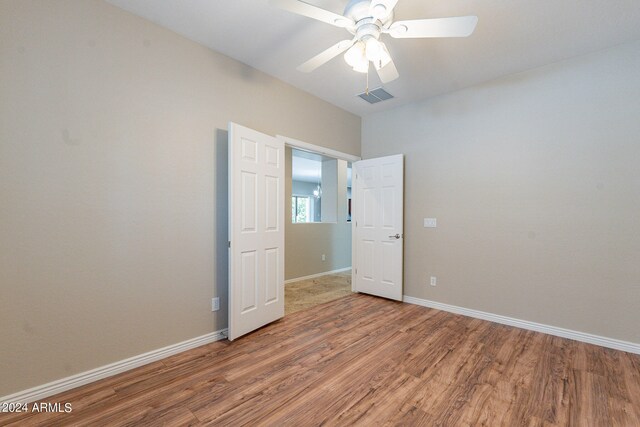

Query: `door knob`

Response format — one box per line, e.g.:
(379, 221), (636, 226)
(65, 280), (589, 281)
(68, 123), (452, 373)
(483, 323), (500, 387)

(389, 233), (401, 239)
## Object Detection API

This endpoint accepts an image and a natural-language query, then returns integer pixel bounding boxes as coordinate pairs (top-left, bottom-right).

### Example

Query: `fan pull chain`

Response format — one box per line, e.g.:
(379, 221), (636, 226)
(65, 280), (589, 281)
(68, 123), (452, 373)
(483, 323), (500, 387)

(366, 64), (370, 96)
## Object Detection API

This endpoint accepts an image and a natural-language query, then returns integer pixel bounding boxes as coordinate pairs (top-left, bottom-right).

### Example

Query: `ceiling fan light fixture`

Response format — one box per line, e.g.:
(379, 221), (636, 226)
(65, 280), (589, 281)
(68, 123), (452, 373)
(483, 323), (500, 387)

(344, 41), (365, 67)
(365, 37), (382, 62)
(352, 60), (369, 73)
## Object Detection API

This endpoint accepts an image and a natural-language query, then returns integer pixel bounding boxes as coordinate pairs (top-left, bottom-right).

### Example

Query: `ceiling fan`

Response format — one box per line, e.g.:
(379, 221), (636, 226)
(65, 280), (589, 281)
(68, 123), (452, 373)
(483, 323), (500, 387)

(269, 0), (478, 83)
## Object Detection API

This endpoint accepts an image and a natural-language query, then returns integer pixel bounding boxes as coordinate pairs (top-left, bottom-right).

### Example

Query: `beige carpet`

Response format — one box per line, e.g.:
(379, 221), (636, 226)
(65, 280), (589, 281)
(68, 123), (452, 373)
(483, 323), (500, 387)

(285, 270), (353, 315)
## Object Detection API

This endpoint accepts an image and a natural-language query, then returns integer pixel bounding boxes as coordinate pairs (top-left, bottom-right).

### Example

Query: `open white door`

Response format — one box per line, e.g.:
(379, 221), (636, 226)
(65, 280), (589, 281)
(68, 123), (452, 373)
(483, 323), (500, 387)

(353, 154), (404, 301)
(228, 123), (284, 340)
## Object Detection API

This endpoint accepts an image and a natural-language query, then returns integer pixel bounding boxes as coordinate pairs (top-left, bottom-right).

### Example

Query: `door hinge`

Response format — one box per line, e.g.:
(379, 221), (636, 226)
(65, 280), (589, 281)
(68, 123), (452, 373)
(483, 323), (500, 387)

(228, 241), (231, 248)
(355, 268), (357, 275)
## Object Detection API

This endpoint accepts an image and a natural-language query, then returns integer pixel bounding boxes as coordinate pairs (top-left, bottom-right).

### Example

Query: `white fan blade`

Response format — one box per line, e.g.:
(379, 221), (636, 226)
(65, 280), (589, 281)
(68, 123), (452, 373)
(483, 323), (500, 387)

(269, 0), (354, 28)
(297, 39), (356, 73)
(388, 16), (478, 38)
(370, 0), (399, 20)
(374, 57), (399, 83)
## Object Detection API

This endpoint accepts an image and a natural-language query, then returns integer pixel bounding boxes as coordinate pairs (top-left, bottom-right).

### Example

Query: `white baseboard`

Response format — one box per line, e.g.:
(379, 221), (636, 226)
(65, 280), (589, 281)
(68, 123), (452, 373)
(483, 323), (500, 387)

(403, 296), (640, 355)
(285, 267), (352, 285)
(1, 329), (228, 404)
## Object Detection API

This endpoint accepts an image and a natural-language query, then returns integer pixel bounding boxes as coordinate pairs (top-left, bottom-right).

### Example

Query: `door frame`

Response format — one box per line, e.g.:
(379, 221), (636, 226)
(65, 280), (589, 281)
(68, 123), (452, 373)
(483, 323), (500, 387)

(276, 135), (361, 164)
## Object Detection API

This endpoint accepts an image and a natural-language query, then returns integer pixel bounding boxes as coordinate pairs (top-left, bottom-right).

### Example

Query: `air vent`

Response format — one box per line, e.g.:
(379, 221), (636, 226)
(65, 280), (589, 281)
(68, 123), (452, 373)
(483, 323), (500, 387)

(357, 87), (394, 104)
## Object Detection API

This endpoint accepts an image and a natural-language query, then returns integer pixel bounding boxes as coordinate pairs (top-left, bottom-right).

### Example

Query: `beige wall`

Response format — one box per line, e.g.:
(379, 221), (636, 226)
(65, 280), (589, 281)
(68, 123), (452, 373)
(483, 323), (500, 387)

(0, 0), (360, 396)
(285, 148), (352, 280)
(362, 40), (640, 344)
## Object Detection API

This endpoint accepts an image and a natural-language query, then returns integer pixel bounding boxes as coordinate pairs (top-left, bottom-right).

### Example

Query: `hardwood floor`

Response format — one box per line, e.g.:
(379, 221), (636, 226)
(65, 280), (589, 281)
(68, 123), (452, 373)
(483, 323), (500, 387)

(285, 270), (352, 315)
(2, 294), (639, 426)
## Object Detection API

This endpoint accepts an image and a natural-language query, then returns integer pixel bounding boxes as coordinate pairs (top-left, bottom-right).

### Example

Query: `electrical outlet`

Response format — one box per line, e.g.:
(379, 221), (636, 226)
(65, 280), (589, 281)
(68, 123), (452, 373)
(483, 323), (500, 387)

(430, 276), (437, 287)
(211, 297), (220, 312)
(322, 254), (326, 261)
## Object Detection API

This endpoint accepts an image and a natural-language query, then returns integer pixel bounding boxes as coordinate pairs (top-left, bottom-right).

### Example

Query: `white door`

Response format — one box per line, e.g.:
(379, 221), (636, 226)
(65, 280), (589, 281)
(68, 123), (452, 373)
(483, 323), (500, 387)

(353, 154), (404, 301)
(228, 123), (284, 340)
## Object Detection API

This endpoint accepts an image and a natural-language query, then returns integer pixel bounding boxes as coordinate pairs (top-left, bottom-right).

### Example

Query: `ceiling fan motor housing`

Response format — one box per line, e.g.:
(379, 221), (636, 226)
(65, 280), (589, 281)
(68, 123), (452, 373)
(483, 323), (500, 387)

(345, 0), (394, 40)
(354, 18), (382, 42)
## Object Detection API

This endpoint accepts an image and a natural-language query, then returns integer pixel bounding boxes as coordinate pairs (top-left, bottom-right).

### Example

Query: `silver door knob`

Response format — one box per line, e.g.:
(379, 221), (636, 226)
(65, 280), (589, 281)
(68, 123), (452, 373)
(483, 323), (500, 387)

(389, 233), (401, 239)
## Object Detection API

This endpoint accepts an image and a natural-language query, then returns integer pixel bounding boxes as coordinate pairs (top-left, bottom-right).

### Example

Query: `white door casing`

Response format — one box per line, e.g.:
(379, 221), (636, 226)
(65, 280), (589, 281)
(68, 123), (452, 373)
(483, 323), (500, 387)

(353, 154), (404, 301)
(228, 123), (285, 341)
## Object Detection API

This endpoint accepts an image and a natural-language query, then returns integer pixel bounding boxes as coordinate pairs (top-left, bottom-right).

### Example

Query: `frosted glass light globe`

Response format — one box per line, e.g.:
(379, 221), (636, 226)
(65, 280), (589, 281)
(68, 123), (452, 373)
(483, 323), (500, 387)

(344, 42), (366, 67)
(352, 59), (369, 73)
(365, 38), (382, 62)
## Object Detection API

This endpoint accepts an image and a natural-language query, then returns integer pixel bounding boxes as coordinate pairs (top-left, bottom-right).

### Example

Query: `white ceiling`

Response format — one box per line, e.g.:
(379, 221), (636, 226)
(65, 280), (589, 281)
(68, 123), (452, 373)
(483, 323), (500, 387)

(292, 149), (352, 185)
(292, 150), (323, 183)
(106, 0), (640, 116)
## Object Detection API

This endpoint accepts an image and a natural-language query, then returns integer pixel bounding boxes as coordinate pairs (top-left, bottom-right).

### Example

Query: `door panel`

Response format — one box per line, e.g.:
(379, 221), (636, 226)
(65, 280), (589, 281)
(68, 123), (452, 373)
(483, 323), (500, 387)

(241, 172), (257, 232)
(229, 123), (284, 340)
(240, 251), (257, 313)
(265, 176), (279, 231)
(353, 154), (404, 301)
(265, 248), (279, 304)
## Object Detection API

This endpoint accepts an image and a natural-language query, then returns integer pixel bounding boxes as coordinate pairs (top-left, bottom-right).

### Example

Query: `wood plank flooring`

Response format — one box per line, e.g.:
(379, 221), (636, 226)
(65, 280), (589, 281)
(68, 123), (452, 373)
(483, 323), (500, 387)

(2, 294), (639, 426)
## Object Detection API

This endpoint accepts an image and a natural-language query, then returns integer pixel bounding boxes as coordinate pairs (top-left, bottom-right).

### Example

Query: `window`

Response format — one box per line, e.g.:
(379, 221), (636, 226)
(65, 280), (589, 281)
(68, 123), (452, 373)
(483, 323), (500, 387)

(291, 196), (311, 223)
(291, 149), (324, 223)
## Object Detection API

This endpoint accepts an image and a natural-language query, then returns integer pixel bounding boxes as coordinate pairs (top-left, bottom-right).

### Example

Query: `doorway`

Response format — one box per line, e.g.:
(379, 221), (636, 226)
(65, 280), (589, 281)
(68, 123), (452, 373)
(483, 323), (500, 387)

(284, 145), (355, 315)
(227, 124), (404, 340)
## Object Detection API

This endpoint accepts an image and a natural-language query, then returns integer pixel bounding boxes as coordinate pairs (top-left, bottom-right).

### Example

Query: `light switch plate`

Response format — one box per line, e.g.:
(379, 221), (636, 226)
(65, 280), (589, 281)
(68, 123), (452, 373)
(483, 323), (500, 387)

(424, 218), (437, 228)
